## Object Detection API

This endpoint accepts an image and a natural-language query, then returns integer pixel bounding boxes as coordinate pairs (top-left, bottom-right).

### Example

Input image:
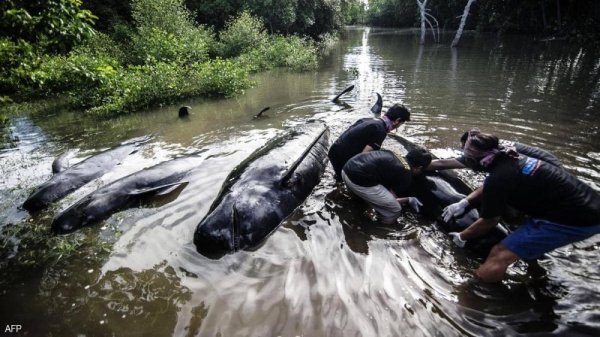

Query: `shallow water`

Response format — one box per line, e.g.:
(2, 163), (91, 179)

(1, 27), (599, 336)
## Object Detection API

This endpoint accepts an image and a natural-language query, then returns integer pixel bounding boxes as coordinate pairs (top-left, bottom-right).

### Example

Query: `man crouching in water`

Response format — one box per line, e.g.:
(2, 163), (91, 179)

(341, 148), (431, 225)
(445, 129), (600, 283)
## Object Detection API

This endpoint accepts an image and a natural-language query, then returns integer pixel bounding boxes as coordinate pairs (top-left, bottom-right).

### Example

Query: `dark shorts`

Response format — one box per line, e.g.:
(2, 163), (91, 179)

(502, 217), (600, 260)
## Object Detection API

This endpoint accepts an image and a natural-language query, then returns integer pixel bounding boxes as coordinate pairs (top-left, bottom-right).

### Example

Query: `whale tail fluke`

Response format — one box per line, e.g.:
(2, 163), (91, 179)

(332, 85), (355, 102)
(254, 107), (270, 118)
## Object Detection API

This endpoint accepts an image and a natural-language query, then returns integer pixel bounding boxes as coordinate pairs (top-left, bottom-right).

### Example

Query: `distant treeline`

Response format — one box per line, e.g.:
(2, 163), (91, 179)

(366, 0), (600, 44)
(82, 0), (343, 40)
(82, 0), (600, 44)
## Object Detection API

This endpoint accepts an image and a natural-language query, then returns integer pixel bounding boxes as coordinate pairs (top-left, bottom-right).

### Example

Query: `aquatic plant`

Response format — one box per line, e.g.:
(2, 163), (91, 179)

(0, 218), (112, 268)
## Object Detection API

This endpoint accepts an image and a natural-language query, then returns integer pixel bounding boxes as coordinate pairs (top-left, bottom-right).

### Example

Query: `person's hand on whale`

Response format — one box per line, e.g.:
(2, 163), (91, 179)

(407, 197), (423, 213)
(449, 232), (467, 248)
(442, 198), (469, 222)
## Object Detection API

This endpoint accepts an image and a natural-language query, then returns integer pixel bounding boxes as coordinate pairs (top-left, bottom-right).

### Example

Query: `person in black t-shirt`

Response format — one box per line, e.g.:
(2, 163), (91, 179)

(445, 130), (600, 283)
(328, 103), (411, 182)
(341, 148), (432, 225)
(427, 130), (563, 171)
(429, 130), (564, 222)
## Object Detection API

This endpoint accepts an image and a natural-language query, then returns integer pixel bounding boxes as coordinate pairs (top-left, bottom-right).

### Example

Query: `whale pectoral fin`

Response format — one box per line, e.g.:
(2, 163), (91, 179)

(131, 181), (189, 197)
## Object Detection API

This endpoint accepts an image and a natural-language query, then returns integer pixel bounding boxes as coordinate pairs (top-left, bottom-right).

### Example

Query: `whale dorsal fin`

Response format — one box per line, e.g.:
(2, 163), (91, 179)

(280, 126), (328, 186)
(370, 92), (382, 115)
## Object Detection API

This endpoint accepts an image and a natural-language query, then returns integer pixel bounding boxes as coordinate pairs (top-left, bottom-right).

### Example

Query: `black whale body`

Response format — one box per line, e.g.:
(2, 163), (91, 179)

(388, 134), (509, 256)
(23, 137), (148, 212)
(194, 121), (330, 258)
(52, 150), (208, 234)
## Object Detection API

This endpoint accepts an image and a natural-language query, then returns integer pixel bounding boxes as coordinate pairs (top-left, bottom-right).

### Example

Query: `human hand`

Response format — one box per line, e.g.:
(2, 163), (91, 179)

(407, 197), (423, 212)
(442, 199), (469, 222)
(448, 232), (467, 248)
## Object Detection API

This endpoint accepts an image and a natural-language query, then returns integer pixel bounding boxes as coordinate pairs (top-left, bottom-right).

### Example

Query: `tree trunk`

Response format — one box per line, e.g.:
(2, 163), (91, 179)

(417, 0), (428, 45)
(556, 0), (561, 26)
(540, 0), (547, 31)
(451, 0), (476, 48)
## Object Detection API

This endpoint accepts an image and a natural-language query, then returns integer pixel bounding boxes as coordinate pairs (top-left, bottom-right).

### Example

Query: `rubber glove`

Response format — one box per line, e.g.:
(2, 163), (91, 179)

(448, 232), (467, 248)
(442, 199), (469, 222)
(407, 197), (423, 212)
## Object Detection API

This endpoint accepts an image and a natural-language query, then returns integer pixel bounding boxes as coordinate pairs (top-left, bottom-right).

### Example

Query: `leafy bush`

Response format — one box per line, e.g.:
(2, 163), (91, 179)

(273, 35), (318, 71)
(236, 35), (319, 72)
(26, 50), (120, 101)
(217, 12), (268, 58)
(1, 0), (97, 53)
(130, 26), (211, 65)
(131, 0), (195, 36)
(0, 38), (44, 95)
(191, 58), (253, 97)
(9, 32), (128, 102)
(76, 32), (127, 65)
(129, 0), (215, 65)
(86, 59), (252, 116)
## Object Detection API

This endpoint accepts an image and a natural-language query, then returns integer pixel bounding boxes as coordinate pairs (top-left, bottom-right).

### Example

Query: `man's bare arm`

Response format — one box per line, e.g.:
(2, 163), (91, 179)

(426, 158), (466, 171)
(459, 216), (500, 240)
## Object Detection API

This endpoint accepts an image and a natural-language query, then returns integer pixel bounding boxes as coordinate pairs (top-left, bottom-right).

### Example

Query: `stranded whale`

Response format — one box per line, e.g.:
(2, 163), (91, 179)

(52, 149), (209, 234)
(194, 121), (329, 258)
(23, 136), (149, 212)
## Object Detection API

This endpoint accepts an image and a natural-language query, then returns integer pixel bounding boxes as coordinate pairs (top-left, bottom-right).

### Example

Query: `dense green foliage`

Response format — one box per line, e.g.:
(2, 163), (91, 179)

(1, 0), (324, 117)
(186, 0), (344, 39)
(342, 0), (367, 25)
(215, 12), (268, 59)
(1, 0), (597, 120)
(0, 0), (97, 53)
(0, 0), (97, 98)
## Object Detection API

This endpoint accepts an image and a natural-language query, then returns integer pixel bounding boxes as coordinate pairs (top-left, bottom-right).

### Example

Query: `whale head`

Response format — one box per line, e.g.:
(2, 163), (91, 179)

(194, 185), (283, 259)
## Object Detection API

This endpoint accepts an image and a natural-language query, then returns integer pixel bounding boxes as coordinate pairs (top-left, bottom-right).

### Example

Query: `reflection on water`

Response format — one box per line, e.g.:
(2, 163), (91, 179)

(1, 27), (599, 336)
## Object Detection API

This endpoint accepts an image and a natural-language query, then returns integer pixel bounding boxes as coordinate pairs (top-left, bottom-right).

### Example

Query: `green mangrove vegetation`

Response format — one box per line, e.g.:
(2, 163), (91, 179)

(0, 0), (335, 119)
(2, 0), (598, 121)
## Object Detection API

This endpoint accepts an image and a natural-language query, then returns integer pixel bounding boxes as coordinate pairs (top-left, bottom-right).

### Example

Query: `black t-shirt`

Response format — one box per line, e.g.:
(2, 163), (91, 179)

(480, 155), (600, 226)
(328, 118), (387, 174)
(456, 141), (563, 169)
(342, 149), (412, 196)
